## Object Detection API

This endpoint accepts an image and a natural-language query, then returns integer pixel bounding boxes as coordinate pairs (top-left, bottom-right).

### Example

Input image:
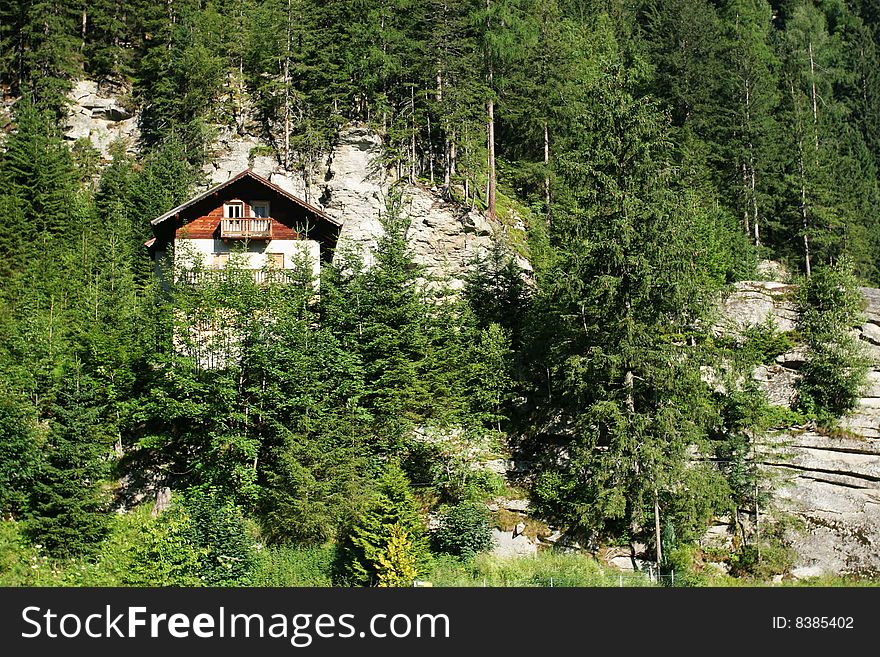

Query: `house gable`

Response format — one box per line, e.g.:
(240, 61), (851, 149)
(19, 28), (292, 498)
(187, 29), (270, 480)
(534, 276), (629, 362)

(149, 170), (341, 262)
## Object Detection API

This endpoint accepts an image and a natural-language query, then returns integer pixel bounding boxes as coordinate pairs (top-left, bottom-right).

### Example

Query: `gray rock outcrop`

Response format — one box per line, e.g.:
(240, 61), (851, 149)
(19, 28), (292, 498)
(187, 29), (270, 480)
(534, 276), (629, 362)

(714, 280), (799, 336)
(63, 79), (523, 286)
(203, 123), (523, 286)
(64, 80), (139, 157)
(490, 527), (538, 558)
(718, 280), (880, 576)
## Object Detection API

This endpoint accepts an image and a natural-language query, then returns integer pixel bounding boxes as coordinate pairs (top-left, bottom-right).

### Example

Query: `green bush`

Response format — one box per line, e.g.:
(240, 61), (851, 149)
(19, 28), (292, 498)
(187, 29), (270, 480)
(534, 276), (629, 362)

(796, 259), (871, 424)
(432, 501), (493, 558)
(182, 488), (256, 586)
(251, 544), (336, 586)
(729, 542), (797, 580)
(737, 321), (797, 366)
(119, 504), (204, 586)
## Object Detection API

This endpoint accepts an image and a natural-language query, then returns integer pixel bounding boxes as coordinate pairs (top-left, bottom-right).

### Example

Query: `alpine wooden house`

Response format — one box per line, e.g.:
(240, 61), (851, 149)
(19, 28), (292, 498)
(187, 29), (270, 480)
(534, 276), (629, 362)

(147, 169), (341, 284)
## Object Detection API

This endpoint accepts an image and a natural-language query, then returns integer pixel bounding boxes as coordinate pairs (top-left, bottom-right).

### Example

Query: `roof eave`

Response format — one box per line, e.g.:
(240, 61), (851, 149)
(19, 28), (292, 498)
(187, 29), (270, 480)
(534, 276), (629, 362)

(150, 169), (340, 229)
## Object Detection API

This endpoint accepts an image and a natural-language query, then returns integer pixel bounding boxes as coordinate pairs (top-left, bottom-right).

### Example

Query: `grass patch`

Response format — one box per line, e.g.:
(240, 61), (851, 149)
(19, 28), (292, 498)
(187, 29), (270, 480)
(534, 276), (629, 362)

(250, 543), (337, 586)
(425, 551), (654, 587)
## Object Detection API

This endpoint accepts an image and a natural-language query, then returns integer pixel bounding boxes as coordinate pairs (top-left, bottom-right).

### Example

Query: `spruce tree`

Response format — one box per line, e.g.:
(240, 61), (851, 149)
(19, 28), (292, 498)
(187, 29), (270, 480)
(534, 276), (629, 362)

(532, 33), (727, 561)
(797, 258), (871, 422)
(343, 198), (431, 449)
(336, 460), (427, 586)
(24, 375), (114, 558)
(255, 268), (369, 545)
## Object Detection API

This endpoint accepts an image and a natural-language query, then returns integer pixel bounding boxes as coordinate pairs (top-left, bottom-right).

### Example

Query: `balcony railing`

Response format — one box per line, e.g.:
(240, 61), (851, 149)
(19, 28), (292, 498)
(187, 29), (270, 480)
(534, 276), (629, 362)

(177, 268), (297, 286)
(221, 217), (272, 239)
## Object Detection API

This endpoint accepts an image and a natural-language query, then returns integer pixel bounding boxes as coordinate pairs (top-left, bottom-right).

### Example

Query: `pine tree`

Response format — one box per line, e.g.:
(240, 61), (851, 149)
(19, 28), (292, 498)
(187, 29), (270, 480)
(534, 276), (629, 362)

(255, 268), (370, 545)
(719, 0), (781, 250)
(532, 34), (727, 562)
(777, 0), (850, 273)
(1, 0), (80, 115)
(0, 391), (44, 517)
(135, 0), (223, 160)
(0, 97), (78, 253)
(336, 460), (427, 586)
(24, 374), (114, 558)
(338, 198), (432, 449)
(797, 258), (871, 422)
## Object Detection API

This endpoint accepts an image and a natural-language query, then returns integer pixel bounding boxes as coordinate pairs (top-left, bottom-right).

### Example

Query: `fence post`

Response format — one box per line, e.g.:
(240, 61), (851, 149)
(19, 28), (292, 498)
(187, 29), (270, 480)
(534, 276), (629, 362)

(550, 577), (554, 587)
(619, 574), (622, 588)
(671, 570), (675, 587)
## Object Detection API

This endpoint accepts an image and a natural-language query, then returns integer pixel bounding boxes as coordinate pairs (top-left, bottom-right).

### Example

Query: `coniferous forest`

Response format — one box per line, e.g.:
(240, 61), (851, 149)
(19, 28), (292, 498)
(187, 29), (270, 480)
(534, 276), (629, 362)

(1, 0), (879, 586)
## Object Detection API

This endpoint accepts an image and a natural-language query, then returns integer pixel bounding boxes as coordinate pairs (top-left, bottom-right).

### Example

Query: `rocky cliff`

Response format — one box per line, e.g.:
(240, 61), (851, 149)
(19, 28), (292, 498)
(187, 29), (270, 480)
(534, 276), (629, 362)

(204, 123), (524, 288)
(717, 281), (880, 577)
(63, 80), (139, 156)
(62, 81), (524, 288)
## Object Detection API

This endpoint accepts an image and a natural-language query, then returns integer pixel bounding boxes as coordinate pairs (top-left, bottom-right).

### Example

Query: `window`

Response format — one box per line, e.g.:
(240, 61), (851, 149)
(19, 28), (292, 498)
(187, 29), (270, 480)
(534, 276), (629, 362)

(267, 253), (284, 268)
(212, 253), (229, 269)
(224, 200), (243, 218)
(251, 201), (270, 218)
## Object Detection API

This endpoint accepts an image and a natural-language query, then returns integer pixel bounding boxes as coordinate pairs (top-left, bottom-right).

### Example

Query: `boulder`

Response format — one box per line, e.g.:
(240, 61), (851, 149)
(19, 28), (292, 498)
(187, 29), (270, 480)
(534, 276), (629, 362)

(63, 79), (140, 157)
(715, 281), (798, 336)
(752, 364), (800, 408)
(502, 498), (531, 513)
(757, 259), (791, 282)
(490, 528), (537, 558)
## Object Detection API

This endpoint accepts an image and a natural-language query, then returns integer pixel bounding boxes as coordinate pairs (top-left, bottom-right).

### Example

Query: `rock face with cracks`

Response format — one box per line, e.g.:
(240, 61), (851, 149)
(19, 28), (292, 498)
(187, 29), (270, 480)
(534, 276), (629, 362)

(717, 281), (880, 577)
(63, 80), (140, 158)
(63, 80), (526, 286)
(203, 123), (527, 286)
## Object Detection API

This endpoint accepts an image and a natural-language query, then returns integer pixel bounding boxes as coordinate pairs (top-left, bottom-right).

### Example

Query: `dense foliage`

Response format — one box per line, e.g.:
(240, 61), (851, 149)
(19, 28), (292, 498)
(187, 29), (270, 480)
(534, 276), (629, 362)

(0, 0), (877, 584)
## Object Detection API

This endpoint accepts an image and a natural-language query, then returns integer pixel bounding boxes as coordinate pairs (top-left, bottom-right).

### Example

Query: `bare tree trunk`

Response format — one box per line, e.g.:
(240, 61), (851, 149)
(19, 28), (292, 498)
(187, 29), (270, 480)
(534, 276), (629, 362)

(283, 0), (292, 169)
(543, 122), (551, 222)
(487, 95), (496, 220)
(237, 0), (245, 133)
(410, 86), (417, 183)
(444, 136), (452, 192)
(800, 148), (811, 277)
(624, 368), (641, 547)
(449, 137), (456, 183)
(486, 151), (491, 203)
(749, 152), (759, 248)
(790, 77), (812, 277)
(654, 489), (663, 571)
(741, 162), (751, 238)
(624, 370), (635, 412)
(809, 40), (820, 159)
(427, 110), (434, 185)
(743, 78), (760, 248)
(486, 0), (496, 220)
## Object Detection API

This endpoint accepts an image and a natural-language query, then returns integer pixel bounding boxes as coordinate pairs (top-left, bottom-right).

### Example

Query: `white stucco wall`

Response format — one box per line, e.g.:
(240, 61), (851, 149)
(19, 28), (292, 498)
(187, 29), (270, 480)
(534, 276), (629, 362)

(173, 238), (321, 281)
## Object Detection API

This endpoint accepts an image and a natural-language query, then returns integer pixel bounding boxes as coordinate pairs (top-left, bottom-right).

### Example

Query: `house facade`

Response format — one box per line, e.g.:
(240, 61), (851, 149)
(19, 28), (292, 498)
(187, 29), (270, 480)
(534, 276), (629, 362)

(147, 169), (341, 284)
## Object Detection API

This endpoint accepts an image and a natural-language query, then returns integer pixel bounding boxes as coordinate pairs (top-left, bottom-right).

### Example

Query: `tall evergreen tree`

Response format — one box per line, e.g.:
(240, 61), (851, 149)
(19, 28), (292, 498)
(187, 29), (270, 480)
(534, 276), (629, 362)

(24, 374), (114, 557)
(0, 0), (80, 114)
(533, 31), (727, 561)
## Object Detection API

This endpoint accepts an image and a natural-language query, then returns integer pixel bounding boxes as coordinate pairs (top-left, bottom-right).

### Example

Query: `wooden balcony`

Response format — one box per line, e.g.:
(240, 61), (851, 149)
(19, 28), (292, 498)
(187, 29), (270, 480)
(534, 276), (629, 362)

(221, 217), (272, 239)
(178, 268), (297, 286)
